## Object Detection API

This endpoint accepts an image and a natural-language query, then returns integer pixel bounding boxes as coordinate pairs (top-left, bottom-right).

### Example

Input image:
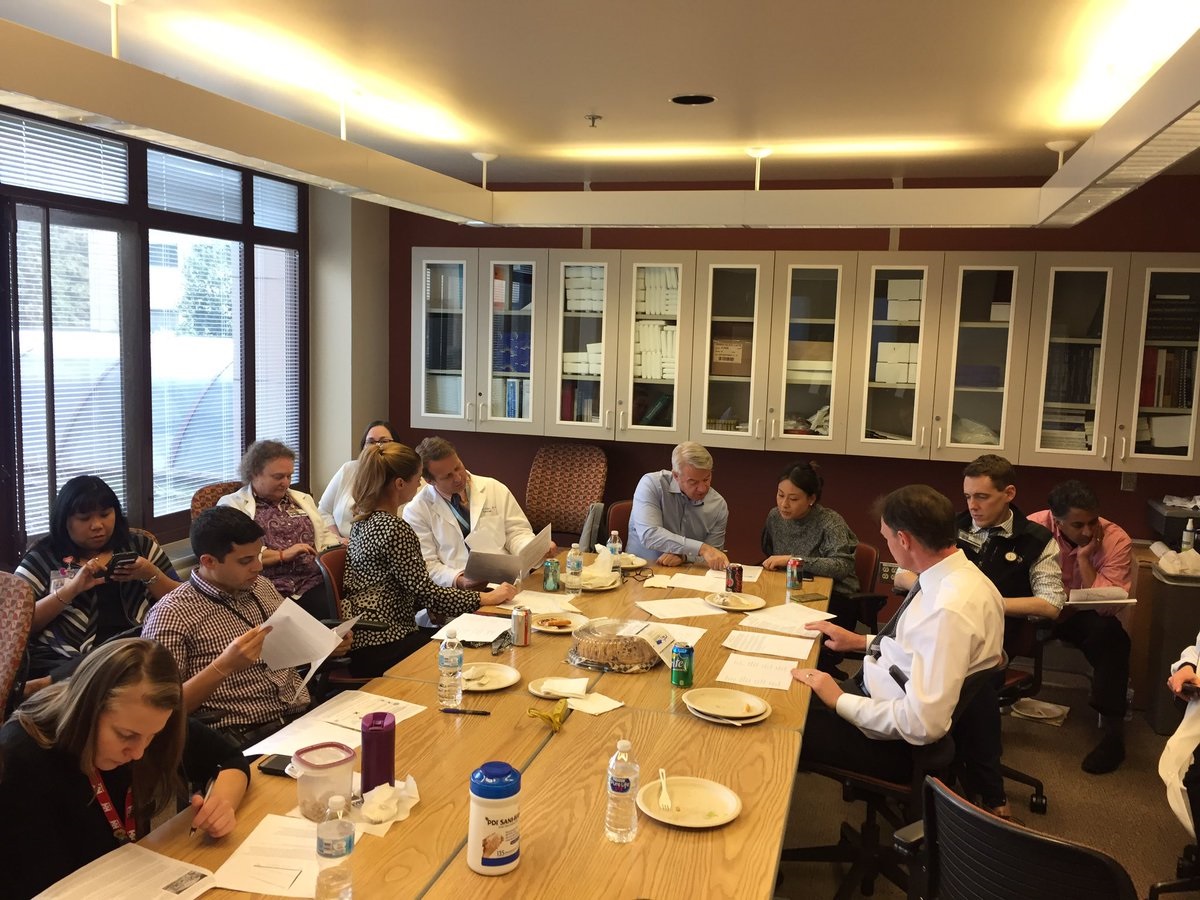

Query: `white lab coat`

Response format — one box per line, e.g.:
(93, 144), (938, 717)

(402, 474), (536, 587)
(218, 485), (341, 552)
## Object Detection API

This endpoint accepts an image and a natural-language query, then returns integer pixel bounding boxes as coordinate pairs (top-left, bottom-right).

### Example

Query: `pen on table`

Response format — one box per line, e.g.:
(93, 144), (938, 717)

(441, 708), (491, 716)
(190, 781), (215, 836)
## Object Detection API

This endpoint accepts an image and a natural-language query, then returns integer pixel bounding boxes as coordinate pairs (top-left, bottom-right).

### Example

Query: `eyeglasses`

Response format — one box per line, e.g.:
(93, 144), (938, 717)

(364, 437), (393, 445)
(626, 567), (655, 583)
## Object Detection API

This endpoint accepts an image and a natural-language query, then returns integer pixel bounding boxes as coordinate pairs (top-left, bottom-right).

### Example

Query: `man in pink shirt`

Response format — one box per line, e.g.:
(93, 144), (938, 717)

(1029, 479), (1133, 775)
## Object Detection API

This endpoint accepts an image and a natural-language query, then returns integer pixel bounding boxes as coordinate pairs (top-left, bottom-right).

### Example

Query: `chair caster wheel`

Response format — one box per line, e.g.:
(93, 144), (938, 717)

(1029, 794), (1048, 814)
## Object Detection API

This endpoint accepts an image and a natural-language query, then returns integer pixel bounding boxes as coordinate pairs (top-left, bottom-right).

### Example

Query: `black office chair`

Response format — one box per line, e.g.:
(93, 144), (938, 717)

(895, 776), (1137, 899)
(997, 615), (1052, 813)
(782, 660), (1005, 899)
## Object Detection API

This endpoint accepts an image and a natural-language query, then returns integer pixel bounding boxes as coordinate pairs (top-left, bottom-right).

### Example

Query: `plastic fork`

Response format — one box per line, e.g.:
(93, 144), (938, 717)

(658, 768), (672, 812)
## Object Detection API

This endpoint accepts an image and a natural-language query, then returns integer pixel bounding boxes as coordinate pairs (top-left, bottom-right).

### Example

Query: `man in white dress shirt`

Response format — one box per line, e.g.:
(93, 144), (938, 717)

(403, 436), (553, 588)
(792, 484), (1005, 803)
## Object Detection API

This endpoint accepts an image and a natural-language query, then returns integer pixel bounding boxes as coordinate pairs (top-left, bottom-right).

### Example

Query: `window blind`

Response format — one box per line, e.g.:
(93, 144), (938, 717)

(253, 176), (299, 232)
(254, 246), (301, 463)
(0, 112), (128, 203)
(147, 149), (242, 223)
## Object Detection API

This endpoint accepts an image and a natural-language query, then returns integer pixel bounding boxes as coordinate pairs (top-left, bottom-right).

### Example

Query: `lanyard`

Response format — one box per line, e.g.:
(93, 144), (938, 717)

(88, 770), (136, 843)
(189, 574), (268, 629)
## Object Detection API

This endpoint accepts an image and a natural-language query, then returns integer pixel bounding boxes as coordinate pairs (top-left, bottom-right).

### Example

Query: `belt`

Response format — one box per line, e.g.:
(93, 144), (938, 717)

(221, 707), (308, 751)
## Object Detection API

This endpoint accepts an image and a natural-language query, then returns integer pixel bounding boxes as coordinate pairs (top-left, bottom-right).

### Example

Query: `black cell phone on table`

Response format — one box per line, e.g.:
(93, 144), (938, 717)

(257, 754), (292, 776)
(105, 550), (139, 576)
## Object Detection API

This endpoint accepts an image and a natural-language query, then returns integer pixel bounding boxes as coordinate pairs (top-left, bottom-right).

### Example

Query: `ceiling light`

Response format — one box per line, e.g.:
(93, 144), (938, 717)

(670, 94), (715, 106)
(1045, 139), (1077, 169)
(747, 148), (772, 190)
(471, 152), (497, 189)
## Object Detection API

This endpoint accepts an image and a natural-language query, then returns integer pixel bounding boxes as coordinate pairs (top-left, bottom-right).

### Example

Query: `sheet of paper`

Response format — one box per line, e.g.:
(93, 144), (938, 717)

(1067, 586), (1128, 602)
(242, 690), (383, 756)
(463, 524), (552, 583)
(430, 613), (514, 643)
(318, 689), (427, 731)
(723, 629), (816, 661)
(706, 565), (763, 583)
(213, 814), (320, 898)
(659, 623), (708, 647)
(643, 574), (673, 589)
(667, 572), (726, 591)
(567, 692), (624, 715)
(334, 614), (361, 638)
(716, 652), (797, 690)
(634, 596), (727, 619)
(498, 591), (581, 614)
(741, 603), (835, 636)
(33, 843), (213, 900)
(260, 598), (340, 671)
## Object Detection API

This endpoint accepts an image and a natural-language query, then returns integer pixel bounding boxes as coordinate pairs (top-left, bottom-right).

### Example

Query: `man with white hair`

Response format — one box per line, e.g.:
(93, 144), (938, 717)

(626, 441), (729, 569)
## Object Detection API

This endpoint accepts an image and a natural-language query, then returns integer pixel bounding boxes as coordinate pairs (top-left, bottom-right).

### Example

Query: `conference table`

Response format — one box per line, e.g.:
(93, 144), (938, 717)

(140, 556), (829, 899)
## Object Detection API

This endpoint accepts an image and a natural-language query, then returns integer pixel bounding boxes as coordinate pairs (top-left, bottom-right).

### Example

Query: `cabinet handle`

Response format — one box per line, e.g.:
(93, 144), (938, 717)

(466, 402), (475, 423)
(755, 418), (763, 439)
(1119, 436), (1126, 461)
(619, 410), (627, 431)
(770, 418), (777, 440)
(605, 409), (613, 429)
(919, 426), (926, 448)
(479, 405), (487, 421)
(936, 426), (942, 450)
(1100, 435), (1108, 459)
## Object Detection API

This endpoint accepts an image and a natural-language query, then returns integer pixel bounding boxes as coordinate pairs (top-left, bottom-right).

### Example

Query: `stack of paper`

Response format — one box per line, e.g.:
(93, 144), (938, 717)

(741, 604), (834, 636)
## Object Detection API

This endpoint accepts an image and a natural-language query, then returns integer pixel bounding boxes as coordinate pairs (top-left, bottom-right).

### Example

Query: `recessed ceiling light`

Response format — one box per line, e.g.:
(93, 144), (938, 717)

(670, 94), (716, 106)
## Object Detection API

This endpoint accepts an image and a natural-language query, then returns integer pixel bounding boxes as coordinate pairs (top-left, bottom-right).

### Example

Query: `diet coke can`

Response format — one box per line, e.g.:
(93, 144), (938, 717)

(511, 606), (531, 646)
(725, 563), (743, 593)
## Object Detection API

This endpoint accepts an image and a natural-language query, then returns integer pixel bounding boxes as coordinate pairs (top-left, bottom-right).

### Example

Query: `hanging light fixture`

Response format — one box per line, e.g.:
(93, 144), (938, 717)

(747, 147), (773, 191)
(472, 152), (498, 189)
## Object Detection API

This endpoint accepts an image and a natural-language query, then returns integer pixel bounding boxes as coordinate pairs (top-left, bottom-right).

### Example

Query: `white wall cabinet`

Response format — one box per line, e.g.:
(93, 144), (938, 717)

(411, 248), (478, 431)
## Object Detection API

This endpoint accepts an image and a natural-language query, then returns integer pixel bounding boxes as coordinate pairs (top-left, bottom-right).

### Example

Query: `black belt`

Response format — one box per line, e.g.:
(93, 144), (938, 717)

(221, 707), (308, 751)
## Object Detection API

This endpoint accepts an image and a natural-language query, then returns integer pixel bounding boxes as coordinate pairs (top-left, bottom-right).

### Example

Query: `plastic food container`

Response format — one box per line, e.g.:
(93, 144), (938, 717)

(293, 742), (356, 821)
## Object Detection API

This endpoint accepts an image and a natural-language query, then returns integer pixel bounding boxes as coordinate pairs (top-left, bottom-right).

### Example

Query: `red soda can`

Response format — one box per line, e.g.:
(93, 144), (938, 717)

(511, 606), (531, 646)
(725, 563), (743, 593)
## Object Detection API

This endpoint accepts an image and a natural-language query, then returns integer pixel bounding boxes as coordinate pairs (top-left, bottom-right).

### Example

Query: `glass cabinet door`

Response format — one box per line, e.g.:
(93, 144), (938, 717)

(410, 248), (477, 431)
(1020, 254), (1129, 470)
(765, 254), (856, 453)
(476, 252), (547, 435)
(1115, 256), (1200, 474)
(615, 252), (696, 444)
(692, 252), (774, 450)
(846, 255), (942, 458)
(545, 250), (620, 438)
(931, 254), (1034, 461)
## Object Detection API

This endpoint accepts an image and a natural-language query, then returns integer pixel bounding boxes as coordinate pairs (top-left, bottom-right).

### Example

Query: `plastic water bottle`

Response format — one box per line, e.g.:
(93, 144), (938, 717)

(565, 543), (584, 591)
(606, 530), (623, 570)
(316, 795), (355, 862)
(438, 629), (463, 709)
(604, 739), (639, 843)
(1183, 518), (1196, 552)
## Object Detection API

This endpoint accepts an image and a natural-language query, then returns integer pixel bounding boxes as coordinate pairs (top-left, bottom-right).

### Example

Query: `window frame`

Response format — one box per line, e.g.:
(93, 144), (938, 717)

(1, 107), (309, 562)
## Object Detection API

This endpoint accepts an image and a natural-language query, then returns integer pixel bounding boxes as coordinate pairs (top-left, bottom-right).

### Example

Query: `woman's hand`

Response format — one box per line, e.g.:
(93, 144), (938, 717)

(190, 769), (248, 839)
(482, 582), (517, 605)
(763, 555), (791, 571)
(64, 557), (106, 596)
(279, 543), (316, 564)
(107, 555), (156, 583)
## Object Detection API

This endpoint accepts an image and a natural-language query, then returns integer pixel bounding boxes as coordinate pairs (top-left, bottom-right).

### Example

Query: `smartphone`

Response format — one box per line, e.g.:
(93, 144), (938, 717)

(257, 753), (292, 777)
(1182, 682), (1200, 697)
(105, 550), (139, 576)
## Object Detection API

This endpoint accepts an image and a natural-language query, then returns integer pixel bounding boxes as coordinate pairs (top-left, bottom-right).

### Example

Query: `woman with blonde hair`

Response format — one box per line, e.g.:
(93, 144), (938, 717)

(0, 638), (249, 899)
(343, 442), (516, 676)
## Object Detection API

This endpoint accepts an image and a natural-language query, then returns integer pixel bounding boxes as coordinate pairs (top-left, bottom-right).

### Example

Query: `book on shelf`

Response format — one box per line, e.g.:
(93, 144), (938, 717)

(639, 393), (673, 426)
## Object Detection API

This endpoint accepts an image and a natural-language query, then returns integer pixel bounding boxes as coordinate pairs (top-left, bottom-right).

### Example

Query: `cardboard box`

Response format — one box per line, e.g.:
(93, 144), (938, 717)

(874, 362), (908, 384)
(989, 302), (1012, 322)
(878, 341), (907, 363)
(788, 340), (834, 362)
(711, 339), (753, 376)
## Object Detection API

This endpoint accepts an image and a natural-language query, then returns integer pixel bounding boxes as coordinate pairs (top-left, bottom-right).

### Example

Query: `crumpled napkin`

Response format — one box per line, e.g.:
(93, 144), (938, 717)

(538, 677), (589, 699)
(1160, 548), (1200, 577)
(359, 776), (420, 833)
(588, 546), (615, 574)
(526, 698), (568, 732)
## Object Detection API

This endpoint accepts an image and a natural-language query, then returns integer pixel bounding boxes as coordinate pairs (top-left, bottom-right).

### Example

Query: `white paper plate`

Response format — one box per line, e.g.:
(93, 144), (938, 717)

(685, 701), (772, 726)
(530, 612), (589, 634)
(681, 688), (769, 719)
(1010, 698), (1065, 720)
(461, 663), (521, 692)
(636, 777), (742, 828)
(580, 572), (622, 592)
(616, 554), (648, 570)
(527, 676), (586, 699)
(703, 592), (766, 612)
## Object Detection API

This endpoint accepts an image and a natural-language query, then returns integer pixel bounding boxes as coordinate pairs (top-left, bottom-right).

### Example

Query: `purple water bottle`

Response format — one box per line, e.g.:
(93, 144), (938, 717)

(360, 712), (396, 795)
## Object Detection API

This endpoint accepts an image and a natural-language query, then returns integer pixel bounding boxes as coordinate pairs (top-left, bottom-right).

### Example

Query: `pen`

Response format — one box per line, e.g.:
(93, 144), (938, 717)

(441, 708), (491, 716)
(190, 781), (215, 836)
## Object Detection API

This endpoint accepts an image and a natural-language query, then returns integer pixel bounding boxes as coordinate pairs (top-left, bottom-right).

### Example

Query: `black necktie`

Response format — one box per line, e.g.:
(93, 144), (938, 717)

(867, 577), (920, 660)
(449, 493), (470, 537)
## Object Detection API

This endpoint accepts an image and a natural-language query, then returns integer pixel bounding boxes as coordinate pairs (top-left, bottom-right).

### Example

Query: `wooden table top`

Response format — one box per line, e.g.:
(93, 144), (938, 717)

(423, 706), (801, 900)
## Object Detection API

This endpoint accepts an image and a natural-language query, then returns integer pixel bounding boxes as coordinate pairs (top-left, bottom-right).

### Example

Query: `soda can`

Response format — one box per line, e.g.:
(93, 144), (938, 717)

(725, 563), (743, 594)
(511, 606), (531, 646)
(786, 557), (804, 590)
(670, 642), (694, 687)
(542, 558), (560, 592)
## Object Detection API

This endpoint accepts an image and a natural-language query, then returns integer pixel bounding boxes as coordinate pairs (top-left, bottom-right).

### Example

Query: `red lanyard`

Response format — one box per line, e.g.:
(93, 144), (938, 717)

(88, 770), (137, 843)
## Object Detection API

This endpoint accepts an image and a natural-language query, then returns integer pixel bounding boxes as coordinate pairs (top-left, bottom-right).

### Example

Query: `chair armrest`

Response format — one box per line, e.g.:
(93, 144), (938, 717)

(893, 820), (925, 858)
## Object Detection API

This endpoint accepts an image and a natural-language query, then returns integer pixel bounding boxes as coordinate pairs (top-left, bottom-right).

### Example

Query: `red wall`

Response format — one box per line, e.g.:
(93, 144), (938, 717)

(386, 176), (1200, 565)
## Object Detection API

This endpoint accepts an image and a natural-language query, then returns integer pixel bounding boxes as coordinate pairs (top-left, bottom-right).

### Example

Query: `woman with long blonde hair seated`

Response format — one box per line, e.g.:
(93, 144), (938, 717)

(0, 638), (249, 899)
(343, 441), (516, 677)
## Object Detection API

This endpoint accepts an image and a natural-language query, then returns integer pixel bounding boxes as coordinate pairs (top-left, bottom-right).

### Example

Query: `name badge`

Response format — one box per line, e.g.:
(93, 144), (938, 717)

(286, 506), (308, 517)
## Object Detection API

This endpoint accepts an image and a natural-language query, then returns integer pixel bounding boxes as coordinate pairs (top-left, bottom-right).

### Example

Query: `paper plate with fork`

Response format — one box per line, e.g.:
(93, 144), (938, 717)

(461, 663), (520, 691)
(636, 777), (742, 828)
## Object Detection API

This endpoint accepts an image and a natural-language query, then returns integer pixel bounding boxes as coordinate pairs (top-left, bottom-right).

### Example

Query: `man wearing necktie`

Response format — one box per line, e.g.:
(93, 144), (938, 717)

(403, 436), (555, 589)
(792, 485), (1004, 791)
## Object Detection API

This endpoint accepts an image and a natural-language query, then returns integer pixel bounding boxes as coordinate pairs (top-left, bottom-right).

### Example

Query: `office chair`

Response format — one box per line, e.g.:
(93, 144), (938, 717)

(0, 572), (35, 716)
(895, 776), (1137, 900)
(849, 542), (889, 631)
(782, 660), (1004, 899)
(605, 499), (633, 548)
(190, 480), (242, 519)
(313, 546), (371, 697)
(998, 615), (1052, 813)
(524, 443), (607, 549)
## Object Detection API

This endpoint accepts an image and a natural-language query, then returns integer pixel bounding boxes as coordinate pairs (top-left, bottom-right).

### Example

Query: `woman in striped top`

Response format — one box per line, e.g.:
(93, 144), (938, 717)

(16, 475), (180, 688)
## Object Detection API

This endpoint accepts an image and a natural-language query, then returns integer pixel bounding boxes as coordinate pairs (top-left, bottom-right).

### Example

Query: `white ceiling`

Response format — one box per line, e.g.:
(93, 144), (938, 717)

(4, 0), (1200, 189)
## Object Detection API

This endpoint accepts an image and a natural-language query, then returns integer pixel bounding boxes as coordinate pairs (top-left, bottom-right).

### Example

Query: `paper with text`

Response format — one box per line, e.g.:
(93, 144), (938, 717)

(667, 572), (726, 591)
(740, 604), (835, 636)
(320, 689), (426, 731)
(33, 843), (212, 900)
(259, 598), (340, 671)
(213, 814), (319, 898)
(635, 596), (727, 619)
(723, 630), (816, 661)
(716, 653), (797, 690)
(463, 523), (552, 584)
(430, 613), (515, 643)
(659, 622), (708, 648)
(498, 591), (581, 614)
(706, 565), (763, 583)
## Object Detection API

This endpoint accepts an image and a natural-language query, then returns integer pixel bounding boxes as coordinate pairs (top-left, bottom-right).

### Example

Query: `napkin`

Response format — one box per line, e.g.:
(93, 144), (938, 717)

(1159, 548), (1200, 577)
(644, 574), (673, 589)
(588, 546), (615, 575)
(359, 776), (421, 835)
(567, 692), (624, 716)
(538, 677), (589, 699)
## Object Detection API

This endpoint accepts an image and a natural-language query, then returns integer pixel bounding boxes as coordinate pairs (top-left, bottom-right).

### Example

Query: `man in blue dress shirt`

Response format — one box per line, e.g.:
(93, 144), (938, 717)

(626, 441), (729, 569)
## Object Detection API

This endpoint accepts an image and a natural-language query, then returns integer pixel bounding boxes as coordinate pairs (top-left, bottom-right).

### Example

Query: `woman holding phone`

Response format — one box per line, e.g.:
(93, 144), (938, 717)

(16, 475), (180, 687)
(0, 638), (249, 899)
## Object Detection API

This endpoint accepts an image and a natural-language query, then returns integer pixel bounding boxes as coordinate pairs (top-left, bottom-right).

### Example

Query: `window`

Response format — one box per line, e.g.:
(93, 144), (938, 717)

(3, 110), (308, 555)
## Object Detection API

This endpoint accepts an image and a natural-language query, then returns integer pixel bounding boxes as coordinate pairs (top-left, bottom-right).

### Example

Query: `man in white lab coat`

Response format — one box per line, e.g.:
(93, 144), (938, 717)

(403, 436), (553, 588)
